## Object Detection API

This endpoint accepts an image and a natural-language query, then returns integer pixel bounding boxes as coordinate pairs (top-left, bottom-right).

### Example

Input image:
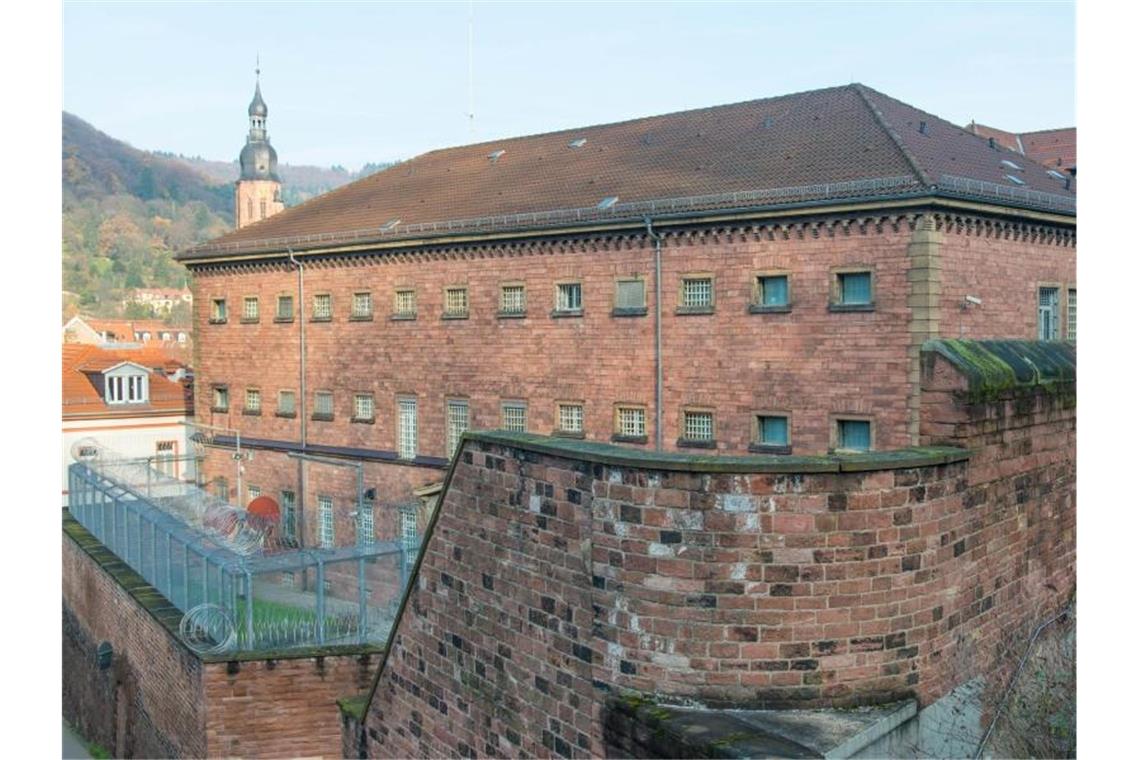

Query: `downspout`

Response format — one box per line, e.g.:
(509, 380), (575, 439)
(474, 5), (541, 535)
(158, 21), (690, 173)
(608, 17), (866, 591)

(644, 218), (664, 451)
(288, 248), (307, 549)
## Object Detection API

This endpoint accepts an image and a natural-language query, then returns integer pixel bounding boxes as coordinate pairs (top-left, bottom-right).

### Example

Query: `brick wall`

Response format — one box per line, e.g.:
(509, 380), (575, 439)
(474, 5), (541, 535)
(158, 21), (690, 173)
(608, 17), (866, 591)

(63, 514), (381, 759)
(359, 350), (1073, 757)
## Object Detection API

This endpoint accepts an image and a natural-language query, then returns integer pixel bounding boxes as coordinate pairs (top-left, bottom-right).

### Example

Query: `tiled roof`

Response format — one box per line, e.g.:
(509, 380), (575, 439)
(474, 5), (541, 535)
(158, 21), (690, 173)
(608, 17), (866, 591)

(62, 343), (193, 417)
(182, 83), (1075, 262)
(967, 123), (1076, 173)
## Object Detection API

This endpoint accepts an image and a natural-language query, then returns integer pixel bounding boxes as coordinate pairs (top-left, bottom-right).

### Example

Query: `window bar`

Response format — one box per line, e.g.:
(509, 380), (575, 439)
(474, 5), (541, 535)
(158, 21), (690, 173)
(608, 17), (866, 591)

(164, 531), (172, 602)
(183, 540), (190, 611)
(316, 559), (326, 645)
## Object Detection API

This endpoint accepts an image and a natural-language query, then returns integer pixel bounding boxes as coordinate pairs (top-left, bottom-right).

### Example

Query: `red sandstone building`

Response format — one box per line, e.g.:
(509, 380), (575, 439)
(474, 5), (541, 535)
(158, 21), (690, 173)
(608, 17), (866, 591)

(178, 82), (1075, 550)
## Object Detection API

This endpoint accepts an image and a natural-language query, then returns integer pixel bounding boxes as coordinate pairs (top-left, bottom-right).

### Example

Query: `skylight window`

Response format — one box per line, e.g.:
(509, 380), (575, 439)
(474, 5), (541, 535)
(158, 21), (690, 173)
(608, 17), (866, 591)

(1005, 174), (1026, 186)
(597, 196), (619, 210)
(569, 138), (587, 148)
(381, 218), (401, 231)
(488, 149), (506, 163)
(1047, 170), (1066, 180)
(1001, 159), (1023, 171)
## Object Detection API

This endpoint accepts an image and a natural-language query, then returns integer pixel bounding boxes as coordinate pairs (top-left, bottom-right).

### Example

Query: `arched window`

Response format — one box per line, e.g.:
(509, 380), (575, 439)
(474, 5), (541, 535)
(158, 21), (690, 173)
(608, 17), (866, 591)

(260, 198), (267, 219)
(246, 198), (253, 221)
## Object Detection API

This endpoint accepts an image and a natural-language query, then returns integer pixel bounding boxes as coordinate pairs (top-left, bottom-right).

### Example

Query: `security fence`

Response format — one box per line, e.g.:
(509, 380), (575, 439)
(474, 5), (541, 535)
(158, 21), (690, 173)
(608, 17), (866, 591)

(66, 441), (418, 654)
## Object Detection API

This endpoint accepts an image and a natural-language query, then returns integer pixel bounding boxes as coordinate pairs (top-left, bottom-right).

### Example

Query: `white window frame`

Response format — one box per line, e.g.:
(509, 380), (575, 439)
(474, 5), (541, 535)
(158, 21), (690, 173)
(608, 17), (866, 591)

(1038, 286), (1060, 340)
(281, 490), (297, 540)
(394, 289), (417, 317)
(681, 276), (714, 309)
(278, 390), (296, 416)
(313, 293), (332, 320)
(616, 406), (646, 438)
(502, 402), (527, 432)
(500, 284), (526, 315)
(245, 388), (261, 413)
(557, 402), (584, 434)
(682, 409), (715, 442)
(243, 296), (260, 321)
(318, 495), (334, 548)
(556, 282), (583, 312)
(314, 391), (334, 418)
(398, 397), (418, 460)
(352, 292), (373, 319)
(447, 399), (470, 458)
(354, 393), (375, 422)
(444, 287), (469, 317)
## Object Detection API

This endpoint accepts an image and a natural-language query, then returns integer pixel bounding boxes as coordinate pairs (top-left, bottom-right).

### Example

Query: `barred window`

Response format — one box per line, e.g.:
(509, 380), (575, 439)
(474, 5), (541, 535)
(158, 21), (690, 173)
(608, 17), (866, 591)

(394, 289), (416, 317)
(558, 403), (584, 434)
(556, 282), (582, 312)
(354, 393), (374, 421)
(681, 277), (713, 308)
(315, 391), (334, 418)
(244, 388), (261, 413)
(318, 495), (334, 548)
(211, 298), (227, 322)
(281, 490), (297, 540)
(444, 287), (469, 316)
(447, 399), (469, 458)
(683, 410), (714, 441)
(399, 507), (418, 545)
(247, 485), (261, 504)
(352, 292), (373, 318)
(500, 284), (526, 314)
(359, 497), (375, 547)
(502, 402), (527, 433)
(398, 397), (418, 460)
(1067, 288), (1076, 343)
(276, 295), (294, 320)
(617, 406), (646, 438)
(212, 386), (229, 411)
(278, 390), (296, 416)
(1038, 287), (1060, 340)
(243, 296), (259, 321)
(313, 293), (332, 320)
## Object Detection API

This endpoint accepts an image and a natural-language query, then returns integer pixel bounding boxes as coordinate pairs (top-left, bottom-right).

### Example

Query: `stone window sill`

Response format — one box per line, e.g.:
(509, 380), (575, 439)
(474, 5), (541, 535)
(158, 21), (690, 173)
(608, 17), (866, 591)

(349, 314), (374, 322)
(242, 409), (262, 416)
(677, 438), (716, 449)
(208, 318), (227, 325)
(553, 430), (585, 439)
(497, 311), (527, 319)
(675, 305), (715, 316)
(351, 417), (375, 424)
(275, 411), (297, 419)
(828, 302), (875, 313)
(749, 304), (792, 314)
(611, 434), (648, 445)
(390, 313), (417, 321)
(310, 316), (333, 323)
(210, 406), (229, 414)
(274, 316), (295, 324)
(551, 309), (583, 319)
(240, 318), (260, 324)
(748, 443), (792, 455)
(311, 413), (334, 422)
(612, 307), (648, 318)
(442, 312), (470, 320)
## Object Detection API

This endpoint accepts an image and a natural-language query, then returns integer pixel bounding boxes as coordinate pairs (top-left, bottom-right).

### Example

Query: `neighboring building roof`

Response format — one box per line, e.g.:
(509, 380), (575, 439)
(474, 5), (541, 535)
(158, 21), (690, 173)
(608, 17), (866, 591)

(966, 122), (1075, 173)
(63, 343), (193, 417)
(182, 83), (1075, 262)
(73, 316), (190, 343)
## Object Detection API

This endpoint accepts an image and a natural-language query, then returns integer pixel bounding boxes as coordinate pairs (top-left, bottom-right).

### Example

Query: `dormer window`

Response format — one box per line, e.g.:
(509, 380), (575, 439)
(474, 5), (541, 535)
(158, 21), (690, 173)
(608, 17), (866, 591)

(104, 365), (149, 405)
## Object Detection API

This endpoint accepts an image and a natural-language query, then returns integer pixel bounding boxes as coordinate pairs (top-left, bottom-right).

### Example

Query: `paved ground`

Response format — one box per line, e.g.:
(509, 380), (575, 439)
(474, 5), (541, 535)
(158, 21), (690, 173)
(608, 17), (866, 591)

(62, 723), (91, 759)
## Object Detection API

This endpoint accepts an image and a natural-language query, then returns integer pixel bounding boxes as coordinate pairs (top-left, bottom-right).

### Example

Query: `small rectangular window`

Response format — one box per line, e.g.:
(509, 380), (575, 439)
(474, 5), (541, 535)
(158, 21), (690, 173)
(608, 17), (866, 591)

(681, 410), (715, 445)
(394, 289), (417, 319)
(1038, 287), (1060, 340)
(276, 295), (294, 321)
(752, 414), (791, 453)
(354, 393), (375, 422)
(502, 402), (527, 433)
(447, 399), (470, 458)
(352, 292), (373, 319)
(313, 293), (332, 320)
(557, 403), (584, 435)
(614, 405), (647, 441)
(836, 419), (872, 452)
(155, 440), (177, 477)
(399, 507), (418, 545)
(753, 274), (790, 311)
(244, 388), (261, 414)
(314, 391), (334, 420)
(281, 490), (297, 540)
(555, 282), (583, 314)
(318, 495), (334, 548)
(277, 390), (296, 417)
(614, 278), (646, 315)
(500, 284), (526, 315)
(679, 276), (714, 312)
(242, 296), (260, 322)
(836, 271), (873, 307)
(212, 386), (229, 412)
(215, 477), (229, 501)
(211, 298), (227, 323)
(398, 397), (418, 460)
(1067, 288), (1076, 343)
(444, 287), (469, 317)
(247, 484), (261, 504)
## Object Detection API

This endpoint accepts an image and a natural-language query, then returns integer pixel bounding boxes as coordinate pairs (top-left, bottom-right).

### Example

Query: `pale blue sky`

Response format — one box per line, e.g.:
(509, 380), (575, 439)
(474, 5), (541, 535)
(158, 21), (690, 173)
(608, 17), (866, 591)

(63, 1), (1074, 171)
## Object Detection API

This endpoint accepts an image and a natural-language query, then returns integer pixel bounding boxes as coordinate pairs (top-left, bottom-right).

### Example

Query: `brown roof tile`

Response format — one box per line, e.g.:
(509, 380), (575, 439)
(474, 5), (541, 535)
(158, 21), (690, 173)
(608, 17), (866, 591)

(63, 343), (192, 416)
(182, 84), (1074, 261)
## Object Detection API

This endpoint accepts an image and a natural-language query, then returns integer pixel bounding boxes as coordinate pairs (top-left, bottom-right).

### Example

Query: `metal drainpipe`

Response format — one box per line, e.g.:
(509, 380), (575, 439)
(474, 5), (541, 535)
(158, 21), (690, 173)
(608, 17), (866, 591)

(288, 248), (307, 549)
(644, 218), (664, 451)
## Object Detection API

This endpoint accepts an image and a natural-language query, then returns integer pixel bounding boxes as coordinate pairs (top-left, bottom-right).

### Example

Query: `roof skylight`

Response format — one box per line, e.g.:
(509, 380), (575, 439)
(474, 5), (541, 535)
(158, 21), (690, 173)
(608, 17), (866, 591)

(1004, 174), (1026, 186)
(569, 138), (587, 148)
(1000, 159), (1023, 171)
(1047, 170), (1066, 180)
(488, 149), (506, 163)
(597, 196), (619, 210)
(381, 219), (401, 231)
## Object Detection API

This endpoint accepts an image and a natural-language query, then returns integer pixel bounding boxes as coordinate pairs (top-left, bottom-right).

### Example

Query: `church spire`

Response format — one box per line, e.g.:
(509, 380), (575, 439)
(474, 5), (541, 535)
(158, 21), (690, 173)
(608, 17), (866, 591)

(235, 58), (284, 228)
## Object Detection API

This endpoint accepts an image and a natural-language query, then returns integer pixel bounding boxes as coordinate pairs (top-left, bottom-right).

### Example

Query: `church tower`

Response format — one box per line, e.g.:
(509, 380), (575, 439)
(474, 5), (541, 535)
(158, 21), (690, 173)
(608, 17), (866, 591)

(235, 66), (285, 229)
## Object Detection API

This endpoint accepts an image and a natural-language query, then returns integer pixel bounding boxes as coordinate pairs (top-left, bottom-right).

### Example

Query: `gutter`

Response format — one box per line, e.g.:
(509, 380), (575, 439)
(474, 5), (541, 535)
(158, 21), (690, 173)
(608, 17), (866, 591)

(288, 248), (308, 548)
(645, 217), (664, 451)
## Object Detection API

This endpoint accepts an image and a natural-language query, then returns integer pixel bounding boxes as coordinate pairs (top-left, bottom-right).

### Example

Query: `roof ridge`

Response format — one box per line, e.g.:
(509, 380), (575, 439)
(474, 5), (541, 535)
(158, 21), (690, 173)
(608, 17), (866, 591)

(851, 83), (932, 188)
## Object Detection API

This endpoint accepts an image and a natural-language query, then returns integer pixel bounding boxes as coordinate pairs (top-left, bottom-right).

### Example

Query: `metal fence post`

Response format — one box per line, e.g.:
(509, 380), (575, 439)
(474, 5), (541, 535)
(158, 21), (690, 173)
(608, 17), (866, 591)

(244, 570), (255, 649)
(316, 559), (326, 645)
(358, 557), (367, 645)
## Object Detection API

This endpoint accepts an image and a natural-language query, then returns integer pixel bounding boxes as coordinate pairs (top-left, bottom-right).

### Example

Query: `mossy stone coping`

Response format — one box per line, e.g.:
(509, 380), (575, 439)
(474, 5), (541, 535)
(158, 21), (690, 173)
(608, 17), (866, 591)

(62, 510), (385, 663)
(464, 431), (969, 474)
(337, 694), (369, 721)
(923, 339), (1075, 402)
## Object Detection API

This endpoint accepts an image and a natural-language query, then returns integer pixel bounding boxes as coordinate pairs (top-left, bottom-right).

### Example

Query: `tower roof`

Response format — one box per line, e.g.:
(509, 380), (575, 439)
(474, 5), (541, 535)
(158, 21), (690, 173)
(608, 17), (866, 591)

(248, 80), (268, 118)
